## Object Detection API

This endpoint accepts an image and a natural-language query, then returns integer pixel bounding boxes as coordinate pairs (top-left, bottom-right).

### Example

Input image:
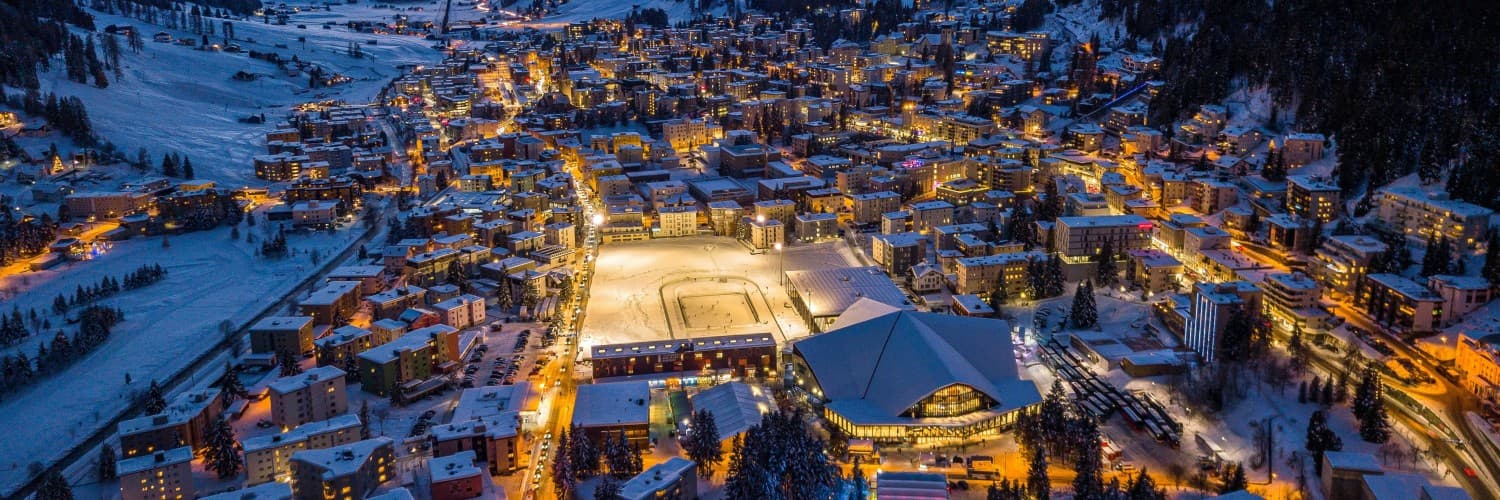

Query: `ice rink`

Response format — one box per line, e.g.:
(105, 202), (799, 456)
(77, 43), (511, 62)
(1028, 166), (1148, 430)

(578, 236), (860, 348)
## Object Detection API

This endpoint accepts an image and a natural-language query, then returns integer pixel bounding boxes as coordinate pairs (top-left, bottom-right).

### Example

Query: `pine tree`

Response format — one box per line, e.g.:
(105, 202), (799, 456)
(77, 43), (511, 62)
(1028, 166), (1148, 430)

(1305, 409), (1343, 472)
(344, 355), (361, 384)
(218, 361), (248, 402)
(1026, 444), (1049, 499)
(1483, 232), (1500, 286)
(1353, 365), (1392, 443)
(1220, 462), (1248, 493)
(144, 380), (167, 414)
(1298, 380), (1308, 403)
(568, 424), (599, 479)
(684, 409), (724, 477)
(1069, 280), (1098, 329)
(1043, 254), (1066, 298)
(1094, 240), (1117, 286)
(359, 401), (371, 439)
(205, 418), (243, 479)
(36, 470), (73, 500)
(605, 430), (641, 478)
(1071, 419), (1104, 499)
(98, 443), (117, 481)
(594, 474), (623, 500)
(849, 456), (868, 500)
(551, 428), (575, 497)
(990, 270), (1009, 310)
(182, 157), (194, 179)
(277, 350), (302, 377)
(161, 153), (177, 177)
(1421, 235), (1452, 277)
(1288, 325), (1308, 374)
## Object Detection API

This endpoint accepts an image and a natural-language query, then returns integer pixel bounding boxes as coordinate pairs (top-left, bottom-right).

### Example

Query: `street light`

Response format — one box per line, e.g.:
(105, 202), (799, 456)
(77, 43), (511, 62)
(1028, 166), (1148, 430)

(774, 242), (784, 286)
(591, 213), (603, 227)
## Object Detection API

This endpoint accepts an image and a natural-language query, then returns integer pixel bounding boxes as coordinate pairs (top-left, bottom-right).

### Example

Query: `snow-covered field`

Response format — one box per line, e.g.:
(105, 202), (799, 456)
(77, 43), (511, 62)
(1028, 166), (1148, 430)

(0, 217), (371, 495)
(36, 4), (470, 187)
(578, 236), (857, 349)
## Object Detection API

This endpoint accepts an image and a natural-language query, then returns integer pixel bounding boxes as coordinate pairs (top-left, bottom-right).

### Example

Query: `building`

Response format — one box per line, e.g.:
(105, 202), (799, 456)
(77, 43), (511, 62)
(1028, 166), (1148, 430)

(243, 414), (362, 485)
(848, 191), (902, 226)
(744, 216), (784, 250)
(909, 200), (955, 234)
(251, 316), (316, 356)
(1457, 334), (1500, 411)
(1282, 133), (1326, 166)
(656, 205), (698, 238)
(785, 266), (914, 332)
(299, 281), (362, 325)
(619, 457), (698, 500)
(591, 333), (777, 382)
(1376, 187), (1494, 249)
(871, 232), (927, 277)
(1320, 452), (1384, 500)
(199, 482), (293, 500)
(118, 389), (224, 458)
(787, 299), (1042, 444)
(289, 437), (395, 500)
(954, 252), (1038, 299)
(64, 191), (153, 220)
(794, 212), (839, 241)
(269, 366), (349, 429)
(428, 451), (485, 500)
(1314, 235), (1388, 299)
(572, 381), (651, 448)
(1429, 275), (1493, 326)
(1258, 272), (1330, 332)
(316, 326), (394, 368)
(432, 294), (486, 330)
(118, 447), (194, 500)
(1052, 215), (1152, 261)
(1126, 249), (1182, 295)
(357, 325), (460, 397)
(1357, 274), (1443, 333)
(291, 200), (341, 228)
(1185, 282), (1263, 365)
(687, 382), (776, 439)
(432, 383), (533, 475)
(1287, 176), (1341, 223)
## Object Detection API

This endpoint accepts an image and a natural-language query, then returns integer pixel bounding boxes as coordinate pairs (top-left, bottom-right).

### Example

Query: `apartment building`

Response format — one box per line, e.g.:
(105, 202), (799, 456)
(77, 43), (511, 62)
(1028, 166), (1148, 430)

(909, 200), (955, 234)
(1185, 281), (1262, 365)
(118, 389), (224, 458)
(243, 414), (362, 485)
(64, 191), (154, 220)
(357, 325), (460, 397)
(316, 326), (395, 368)
(847, 191), (902, 226)
(251, 316), (316, 356)
(1376, 187), (1494, 249)
(269, 366), (350, 429)
(299, 281), (362, 325)
(954, 252), (1038, 298)
(432, 294), (486, 330)
(1052, 215), (1152, 261)
(1313, 235), (1388, 299)
(1429, 275), (1493, 327)
(118, 447), (194, 500)
(1457, 334), (1500, 407)
(289, 437), (395, 500)
(870, 232), (926, 277)
(1257, 272), (1330, 332)
(656, 205), (698, 238)
(1356, 273), (1444, 334)
(1286, 176), (1341, 223)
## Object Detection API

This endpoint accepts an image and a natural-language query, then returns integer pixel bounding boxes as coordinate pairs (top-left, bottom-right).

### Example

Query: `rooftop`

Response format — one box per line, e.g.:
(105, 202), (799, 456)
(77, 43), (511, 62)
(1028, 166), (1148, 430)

(593, 333), (775, 361)
(301, 281), (361, 307)
(1058, 214), (1148, 229)
(116, 446), (193, 476)
(242, 414), (361, 453)
(198, 481), (294, 500)
(619, 457), (696, 500)
(688, 382), (776, 438)
(1367, 273), (1441, 300)
(268, 365), (346, 395)
(571, 381), (651, 429)
(250, 316), (312, 332)
(428, 451), (483, 483)
(451, 382), (533, 422)
(289, 437), (393, 480)
(357, 324), (457, 364)
(784, 266), (913, 319)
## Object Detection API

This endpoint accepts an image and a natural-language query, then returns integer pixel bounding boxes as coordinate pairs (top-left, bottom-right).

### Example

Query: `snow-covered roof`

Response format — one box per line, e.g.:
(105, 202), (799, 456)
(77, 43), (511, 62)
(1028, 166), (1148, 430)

(1324, 451), (1382, 472)
(429, 451), (483, 483)
(365, 488), (415, 500)
(784, 267), (913, 319)
(792, 299), (1040, 422)
(117, 446), (192, 476)
(451, 382), (532, 422)
(571, 381), (650, 429)
(268, 366), (345, 395)
(871, 471), (948, 498)
(289, 437), (393, 481)
(243, 414), (361, 454)
(619, 457), (696, 500)
(198, 481), (293, 500)
(688, 382), (775, 438)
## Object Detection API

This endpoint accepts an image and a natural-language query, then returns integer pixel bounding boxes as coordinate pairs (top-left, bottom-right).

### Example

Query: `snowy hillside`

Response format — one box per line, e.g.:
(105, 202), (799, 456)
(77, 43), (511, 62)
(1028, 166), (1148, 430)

(39, 6), (457, 187)
(531, 0), (733, 25)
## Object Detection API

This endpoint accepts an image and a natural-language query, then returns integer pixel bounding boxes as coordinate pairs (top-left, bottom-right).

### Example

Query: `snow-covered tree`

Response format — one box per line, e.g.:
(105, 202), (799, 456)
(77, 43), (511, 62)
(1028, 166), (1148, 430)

(97, 443), (117, 481)
(1094, 240), (1117, 286)
(1353, 365), (1392, 443)
(359, 401), (371, 439)
(1069, 280), (1097, 329)
(1305, 409), (1343, 471)
(1070, 418), (1104, 499)
(1026, 444), (1048, 499)
(551, 428), (575, 498)
(605, 430), (641, 478)
(594, 474), (623, 500)
(144, 380), (167, 415)
(37, 470), (73, 500)
(277, 349), (302, 377)
(684, 409), (724, 477)
(204, 418), (242, 479)
(569, 423), (599, 479)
